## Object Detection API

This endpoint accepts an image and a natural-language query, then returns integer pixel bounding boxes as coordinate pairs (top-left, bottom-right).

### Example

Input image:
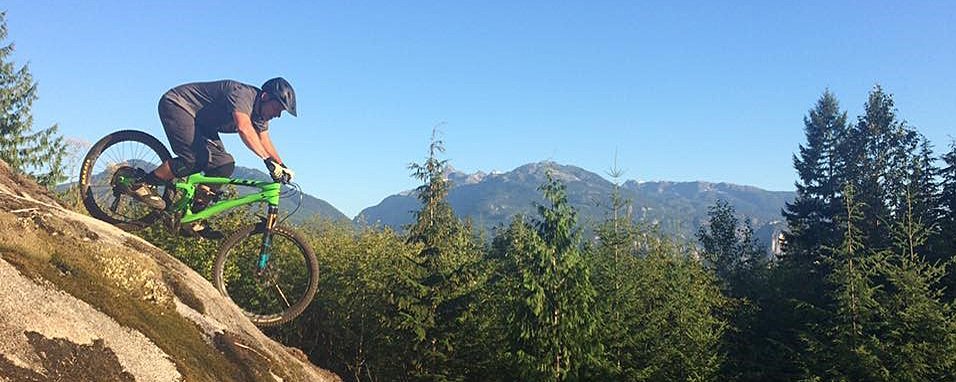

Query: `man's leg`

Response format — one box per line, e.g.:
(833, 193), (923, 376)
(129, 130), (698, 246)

(203, 136), (235, 178)
(192, 137), (235, 210)
(158, 97), (204, 179)
(126, 97), (199, 209)
(151, 161), (175, 182)
(180, 136), (232, 240)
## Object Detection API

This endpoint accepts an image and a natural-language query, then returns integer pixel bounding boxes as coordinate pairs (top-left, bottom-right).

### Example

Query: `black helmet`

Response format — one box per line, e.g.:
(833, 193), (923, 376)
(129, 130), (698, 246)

(261, 77), (297, 116)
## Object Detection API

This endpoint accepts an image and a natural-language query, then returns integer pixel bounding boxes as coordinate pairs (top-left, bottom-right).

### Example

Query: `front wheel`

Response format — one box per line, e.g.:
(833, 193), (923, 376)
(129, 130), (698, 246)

(213, 223), (319, 326)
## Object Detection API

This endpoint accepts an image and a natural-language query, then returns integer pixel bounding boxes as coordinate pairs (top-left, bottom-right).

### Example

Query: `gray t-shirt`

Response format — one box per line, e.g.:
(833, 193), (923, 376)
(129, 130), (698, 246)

(163, 80), (269, 133)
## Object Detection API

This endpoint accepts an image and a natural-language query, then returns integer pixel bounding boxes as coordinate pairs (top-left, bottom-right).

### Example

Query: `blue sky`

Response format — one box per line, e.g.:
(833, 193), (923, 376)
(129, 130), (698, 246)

(5, 1), (955, 218)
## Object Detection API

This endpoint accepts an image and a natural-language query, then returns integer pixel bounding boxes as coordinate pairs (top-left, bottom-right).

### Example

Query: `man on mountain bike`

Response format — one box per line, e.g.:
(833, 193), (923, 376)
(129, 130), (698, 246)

(128, 77), (298, 237)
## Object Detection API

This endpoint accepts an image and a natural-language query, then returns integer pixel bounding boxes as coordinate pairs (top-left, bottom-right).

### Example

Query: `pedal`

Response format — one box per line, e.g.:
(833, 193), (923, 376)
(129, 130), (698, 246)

(179, 221), (224, 240)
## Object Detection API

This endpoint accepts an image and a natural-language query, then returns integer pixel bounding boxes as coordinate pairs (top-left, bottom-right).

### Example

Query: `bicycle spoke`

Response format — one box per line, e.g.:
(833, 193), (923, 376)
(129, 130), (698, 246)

(85, 140), (167, 224)
(274, 283), (292, 308)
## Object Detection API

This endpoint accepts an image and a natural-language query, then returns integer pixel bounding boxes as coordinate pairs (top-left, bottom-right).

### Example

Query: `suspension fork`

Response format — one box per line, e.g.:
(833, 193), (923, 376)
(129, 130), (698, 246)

(257, 205), (279, 274)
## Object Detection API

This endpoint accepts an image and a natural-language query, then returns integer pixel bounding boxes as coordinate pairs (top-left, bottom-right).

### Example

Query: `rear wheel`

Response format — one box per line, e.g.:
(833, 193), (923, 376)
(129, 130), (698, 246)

(79, 130), (173, 231)
(213, 223), (319, 326)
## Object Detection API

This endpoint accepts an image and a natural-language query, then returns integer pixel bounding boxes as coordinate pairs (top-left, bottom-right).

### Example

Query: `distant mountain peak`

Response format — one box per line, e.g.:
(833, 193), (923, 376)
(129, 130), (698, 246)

(501, 161), (598, 184)
(356, 160), (796, 251)
(444, 166), (487, 186)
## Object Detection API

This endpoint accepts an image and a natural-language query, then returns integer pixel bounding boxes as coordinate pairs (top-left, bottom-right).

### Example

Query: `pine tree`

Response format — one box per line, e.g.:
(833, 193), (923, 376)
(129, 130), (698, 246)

(934, 141), (956, 264)
(277, 220), (421, 382)
(783, 90), (848, 261)
(589, 172), (636, 380)
(773, 90), (868, 380)
(899, 137), (940, 257)
(592, 176), (725, 381)
(697, 199), (765, 289)
(845, 85), (908, 250)
(397, 129), (487, 381)
(811, 183), (956, 381)
(498, 173), (599, 381)
(622, 233), (725, 382)
(779, 91), (849, 347)
(0, 12), (67, 187)
(872, 187), (956, 380)
(695, 200), (769, 381)
(822, 184), (885, 380)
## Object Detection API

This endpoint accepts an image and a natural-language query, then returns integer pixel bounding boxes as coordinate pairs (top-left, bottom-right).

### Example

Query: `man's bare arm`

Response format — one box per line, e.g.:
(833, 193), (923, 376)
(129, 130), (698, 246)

(233, 111), (271, 159)
(258, 130), (283, 164)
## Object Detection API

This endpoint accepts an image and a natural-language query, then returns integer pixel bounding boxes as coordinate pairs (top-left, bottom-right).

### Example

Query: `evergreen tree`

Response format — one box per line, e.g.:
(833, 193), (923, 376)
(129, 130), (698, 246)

(783, 89), (848, 263)
(898, 137), (940, 257)
(778, 87), (956, 381)
(845, 85), (908, 250)
(933, 141), (956, 265)
(620, 233), (725, 382)
(811, 184), (956, 381)
(0, 12), (67, 187)
(821, 184), (885, 381)
(498, 173), (599, 381)
(592, 179), (725, 381)
(397, 129), (487, 381)
(697, 199), (765, 289)
(778, 92), (849, 354)
(696, 199), (768, 381)
(279, 220), (420, 382)
(872, 188), (956, 380)
(935, 141), (956, 302)
(590, 172), (639, 380)
(774, 90), (866, 380)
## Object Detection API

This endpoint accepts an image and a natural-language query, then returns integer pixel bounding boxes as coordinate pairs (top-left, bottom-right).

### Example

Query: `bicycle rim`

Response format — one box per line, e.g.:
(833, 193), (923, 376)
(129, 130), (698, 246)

(215, 225), (318, 326)
(80, 131), (171, 229)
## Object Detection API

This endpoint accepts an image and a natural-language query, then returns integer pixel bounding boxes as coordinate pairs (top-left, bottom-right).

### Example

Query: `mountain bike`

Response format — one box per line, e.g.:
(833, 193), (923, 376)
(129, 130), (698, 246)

(78, 130), (318, 326)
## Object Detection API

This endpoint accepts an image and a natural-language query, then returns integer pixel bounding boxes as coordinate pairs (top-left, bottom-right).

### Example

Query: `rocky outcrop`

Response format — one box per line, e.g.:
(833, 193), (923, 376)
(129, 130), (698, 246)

(0, 161), (340, 382)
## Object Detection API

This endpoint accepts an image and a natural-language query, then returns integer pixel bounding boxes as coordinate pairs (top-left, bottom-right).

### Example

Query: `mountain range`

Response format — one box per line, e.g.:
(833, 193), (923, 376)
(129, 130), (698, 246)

(353, 161), (795, 247)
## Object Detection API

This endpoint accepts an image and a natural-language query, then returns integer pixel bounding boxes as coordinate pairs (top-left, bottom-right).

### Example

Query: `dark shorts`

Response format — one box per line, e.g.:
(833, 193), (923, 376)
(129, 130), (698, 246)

(158, 96), (235, 177)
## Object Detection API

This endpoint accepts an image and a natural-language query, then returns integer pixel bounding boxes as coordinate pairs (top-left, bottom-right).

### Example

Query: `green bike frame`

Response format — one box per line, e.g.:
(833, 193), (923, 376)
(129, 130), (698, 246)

(172, 173), (283, 271)
(173, 173), (281, 224)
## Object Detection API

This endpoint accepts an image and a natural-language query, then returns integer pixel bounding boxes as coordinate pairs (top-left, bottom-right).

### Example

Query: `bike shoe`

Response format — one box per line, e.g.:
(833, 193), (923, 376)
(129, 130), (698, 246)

(180, 221), (224, 240)
(127, 182), (167, 210)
